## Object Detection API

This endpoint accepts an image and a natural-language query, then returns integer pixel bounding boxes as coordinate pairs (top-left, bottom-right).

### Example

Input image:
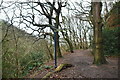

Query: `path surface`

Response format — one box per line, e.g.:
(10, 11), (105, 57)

(28, 49), (118, 78)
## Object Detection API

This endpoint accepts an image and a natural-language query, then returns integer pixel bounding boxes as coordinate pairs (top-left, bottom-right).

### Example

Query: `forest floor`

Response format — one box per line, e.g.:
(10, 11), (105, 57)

(27, 49), (118, 78)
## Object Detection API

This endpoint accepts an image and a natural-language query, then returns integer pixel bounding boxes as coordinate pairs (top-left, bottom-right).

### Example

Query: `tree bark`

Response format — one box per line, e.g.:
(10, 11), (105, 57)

(92, 2), (107, 65)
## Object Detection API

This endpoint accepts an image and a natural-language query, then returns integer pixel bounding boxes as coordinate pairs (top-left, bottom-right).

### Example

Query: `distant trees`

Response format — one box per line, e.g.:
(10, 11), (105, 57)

(69, 1), (92, 49)
(61, 16), (74, 53)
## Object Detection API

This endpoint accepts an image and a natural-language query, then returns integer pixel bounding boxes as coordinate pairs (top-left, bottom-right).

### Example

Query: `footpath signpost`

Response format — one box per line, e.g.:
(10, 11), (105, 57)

(54, 31), (57, 68)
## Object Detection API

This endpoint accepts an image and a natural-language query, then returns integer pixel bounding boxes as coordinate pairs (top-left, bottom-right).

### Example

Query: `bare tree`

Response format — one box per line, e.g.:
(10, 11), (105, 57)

(4, 0), (68, 58)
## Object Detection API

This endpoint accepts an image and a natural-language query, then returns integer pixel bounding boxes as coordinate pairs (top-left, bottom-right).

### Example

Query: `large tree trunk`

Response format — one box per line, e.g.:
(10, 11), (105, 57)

(92, 2), (107, 65)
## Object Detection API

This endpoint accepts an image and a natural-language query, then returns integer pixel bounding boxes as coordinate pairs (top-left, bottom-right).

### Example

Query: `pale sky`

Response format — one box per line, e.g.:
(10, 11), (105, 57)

(0, 0), (86, 34)
(0, 0), (117, 36)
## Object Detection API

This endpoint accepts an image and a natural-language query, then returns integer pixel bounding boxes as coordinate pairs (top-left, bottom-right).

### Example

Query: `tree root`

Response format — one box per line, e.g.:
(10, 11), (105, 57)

(41, 63), (73, 80)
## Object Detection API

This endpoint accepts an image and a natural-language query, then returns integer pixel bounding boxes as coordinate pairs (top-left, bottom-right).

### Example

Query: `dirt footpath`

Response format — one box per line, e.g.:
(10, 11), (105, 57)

(29, 49), (118, 78)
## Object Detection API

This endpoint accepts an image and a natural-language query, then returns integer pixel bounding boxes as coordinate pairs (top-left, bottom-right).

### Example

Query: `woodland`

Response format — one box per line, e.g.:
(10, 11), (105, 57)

(0, 0), (120, 79)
